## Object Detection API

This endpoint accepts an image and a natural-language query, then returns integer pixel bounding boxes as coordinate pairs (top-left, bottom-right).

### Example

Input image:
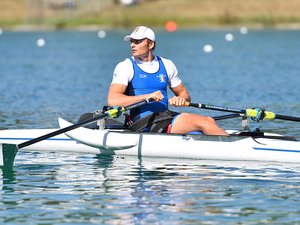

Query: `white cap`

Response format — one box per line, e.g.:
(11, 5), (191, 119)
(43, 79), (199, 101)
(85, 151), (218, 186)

(124, 26), (155, 42)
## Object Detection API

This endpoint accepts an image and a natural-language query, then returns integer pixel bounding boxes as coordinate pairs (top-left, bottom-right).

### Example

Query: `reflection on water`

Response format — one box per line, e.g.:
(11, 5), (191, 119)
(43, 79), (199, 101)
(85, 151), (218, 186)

(1, 152), (300, 224)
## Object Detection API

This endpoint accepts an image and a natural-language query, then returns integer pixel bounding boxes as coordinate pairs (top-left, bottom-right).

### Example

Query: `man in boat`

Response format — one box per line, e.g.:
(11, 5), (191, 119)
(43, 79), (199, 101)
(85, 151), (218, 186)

(107, 26), (227, 135)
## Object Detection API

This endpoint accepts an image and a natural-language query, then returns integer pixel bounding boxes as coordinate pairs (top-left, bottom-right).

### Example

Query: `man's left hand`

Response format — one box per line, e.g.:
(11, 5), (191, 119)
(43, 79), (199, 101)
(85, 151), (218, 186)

(168, 96), (187, 107)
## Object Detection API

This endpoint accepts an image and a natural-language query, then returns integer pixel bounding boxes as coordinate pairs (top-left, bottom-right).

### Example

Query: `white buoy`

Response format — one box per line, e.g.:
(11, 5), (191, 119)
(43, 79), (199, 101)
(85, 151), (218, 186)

(240, 26), (248, 35)
(203, 44), (213, 53)
(97, 30), (106, 39)
(36, 38), (46, 47)
(0, 28), (3, 35)
(225, 33), (234, 42)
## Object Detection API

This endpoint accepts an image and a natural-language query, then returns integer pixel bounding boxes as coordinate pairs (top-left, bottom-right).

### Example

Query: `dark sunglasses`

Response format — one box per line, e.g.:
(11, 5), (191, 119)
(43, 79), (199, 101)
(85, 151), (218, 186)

(130, 38), (146, 45)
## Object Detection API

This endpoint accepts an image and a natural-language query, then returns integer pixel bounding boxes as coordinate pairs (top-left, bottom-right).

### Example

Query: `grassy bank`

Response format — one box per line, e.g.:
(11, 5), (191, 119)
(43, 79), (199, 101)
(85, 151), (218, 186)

(1, 0), (300, 29)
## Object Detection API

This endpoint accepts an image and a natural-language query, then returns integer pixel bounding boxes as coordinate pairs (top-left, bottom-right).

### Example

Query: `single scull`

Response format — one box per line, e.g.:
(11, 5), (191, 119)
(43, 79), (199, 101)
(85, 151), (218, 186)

(1, 100), (300, 168)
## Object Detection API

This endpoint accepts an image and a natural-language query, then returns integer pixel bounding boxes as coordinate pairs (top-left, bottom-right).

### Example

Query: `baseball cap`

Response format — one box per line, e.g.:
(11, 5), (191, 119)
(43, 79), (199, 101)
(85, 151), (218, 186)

(124, 26), (156, 42)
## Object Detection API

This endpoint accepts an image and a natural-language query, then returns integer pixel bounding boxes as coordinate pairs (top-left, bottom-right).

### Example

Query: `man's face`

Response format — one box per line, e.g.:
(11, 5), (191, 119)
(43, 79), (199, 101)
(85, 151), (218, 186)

(130, 38), (153, 59)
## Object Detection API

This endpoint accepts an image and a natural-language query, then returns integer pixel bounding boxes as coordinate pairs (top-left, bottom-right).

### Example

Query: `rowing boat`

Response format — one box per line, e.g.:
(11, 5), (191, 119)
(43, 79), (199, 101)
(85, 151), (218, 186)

(1, 99), (300, 168)
(58, 118), (300, 163)
(1, 117), (299, 166)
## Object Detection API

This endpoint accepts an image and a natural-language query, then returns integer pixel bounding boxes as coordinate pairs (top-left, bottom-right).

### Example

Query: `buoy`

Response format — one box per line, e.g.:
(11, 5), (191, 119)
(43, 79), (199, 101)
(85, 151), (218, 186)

(36, 38), (46, 47)
(165, 21), (177, 32)
(240, 26), (248, 35)
(203, 44), (213, 53)
(97, 30), (106, 38)
(225, 33), (234, 42)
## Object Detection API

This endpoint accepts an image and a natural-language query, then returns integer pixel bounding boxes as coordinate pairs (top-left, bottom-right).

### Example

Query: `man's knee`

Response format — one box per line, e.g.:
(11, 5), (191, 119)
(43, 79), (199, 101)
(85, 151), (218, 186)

(204, 116), (216, 124)
(195, 115), (217, 128)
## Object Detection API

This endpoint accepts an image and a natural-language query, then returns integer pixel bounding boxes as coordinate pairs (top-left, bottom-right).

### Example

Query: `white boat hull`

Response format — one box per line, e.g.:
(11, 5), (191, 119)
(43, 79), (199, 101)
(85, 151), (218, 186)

(59, 118), (300, 163)
(1, 118), (300, 166)
(0, 129), (101, 154)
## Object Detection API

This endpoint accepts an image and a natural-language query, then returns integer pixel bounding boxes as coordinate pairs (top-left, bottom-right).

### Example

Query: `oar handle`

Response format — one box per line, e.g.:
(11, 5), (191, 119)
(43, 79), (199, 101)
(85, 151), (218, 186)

(125, 98), (154, 110)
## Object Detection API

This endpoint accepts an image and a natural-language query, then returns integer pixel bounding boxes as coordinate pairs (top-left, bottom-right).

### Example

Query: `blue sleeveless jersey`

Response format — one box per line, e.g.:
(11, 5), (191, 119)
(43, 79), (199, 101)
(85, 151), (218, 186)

(127, 56), (169, 120)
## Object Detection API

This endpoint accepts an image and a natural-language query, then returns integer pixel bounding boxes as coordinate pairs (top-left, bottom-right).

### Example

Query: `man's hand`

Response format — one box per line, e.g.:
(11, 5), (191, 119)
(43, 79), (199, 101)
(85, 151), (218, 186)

(168, 96), (187, 107)
(147, 90), (164, 102)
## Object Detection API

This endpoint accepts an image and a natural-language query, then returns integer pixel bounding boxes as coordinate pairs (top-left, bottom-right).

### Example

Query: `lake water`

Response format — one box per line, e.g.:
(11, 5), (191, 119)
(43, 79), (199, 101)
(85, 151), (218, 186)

(1, 29), (300, 224)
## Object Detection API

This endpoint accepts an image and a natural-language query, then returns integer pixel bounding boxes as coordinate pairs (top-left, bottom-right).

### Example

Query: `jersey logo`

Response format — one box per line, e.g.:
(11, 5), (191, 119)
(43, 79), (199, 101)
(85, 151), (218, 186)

(157, 74), (166, 83)
(139, 74), (147, 78)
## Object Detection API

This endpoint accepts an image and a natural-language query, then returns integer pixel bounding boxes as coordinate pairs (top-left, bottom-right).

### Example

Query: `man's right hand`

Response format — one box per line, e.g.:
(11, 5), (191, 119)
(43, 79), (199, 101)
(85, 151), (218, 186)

(147, 90), (164, 102)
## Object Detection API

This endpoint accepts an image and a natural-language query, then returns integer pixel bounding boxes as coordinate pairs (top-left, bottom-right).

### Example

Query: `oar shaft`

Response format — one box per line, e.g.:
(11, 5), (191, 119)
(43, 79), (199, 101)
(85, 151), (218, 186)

(213, 114), (241, 121)
(187, 102), (300, 122)
(18, 113), (108, 149)
(18, 98), (153, 149)
(276, 114), (300, 122)
(188, 103), (246, 114)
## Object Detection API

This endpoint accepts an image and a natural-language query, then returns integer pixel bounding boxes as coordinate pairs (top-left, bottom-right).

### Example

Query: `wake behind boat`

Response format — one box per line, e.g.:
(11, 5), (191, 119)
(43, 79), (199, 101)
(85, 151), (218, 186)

(1, 99), (300, 168)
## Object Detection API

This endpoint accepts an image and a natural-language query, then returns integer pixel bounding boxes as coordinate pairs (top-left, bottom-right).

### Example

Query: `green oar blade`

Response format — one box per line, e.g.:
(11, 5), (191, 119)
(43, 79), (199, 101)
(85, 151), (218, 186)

(0, 143), (18, 169)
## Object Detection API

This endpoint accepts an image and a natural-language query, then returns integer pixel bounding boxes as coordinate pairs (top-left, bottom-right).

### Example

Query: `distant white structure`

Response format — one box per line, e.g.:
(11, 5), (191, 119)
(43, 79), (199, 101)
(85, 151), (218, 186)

(119, 0), (136, 6)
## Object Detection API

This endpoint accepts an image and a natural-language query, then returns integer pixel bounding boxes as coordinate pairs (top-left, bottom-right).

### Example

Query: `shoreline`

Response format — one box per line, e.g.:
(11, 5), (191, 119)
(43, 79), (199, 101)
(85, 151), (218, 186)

(2, 24), (300, 32)
(2, 0), (300, 31)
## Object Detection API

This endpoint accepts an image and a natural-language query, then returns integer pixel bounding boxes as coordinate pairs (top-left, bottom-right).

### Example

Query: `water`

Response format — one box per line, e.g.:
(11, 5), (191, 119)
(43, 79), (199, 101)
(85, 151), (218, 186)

(1, 29), (300, 224)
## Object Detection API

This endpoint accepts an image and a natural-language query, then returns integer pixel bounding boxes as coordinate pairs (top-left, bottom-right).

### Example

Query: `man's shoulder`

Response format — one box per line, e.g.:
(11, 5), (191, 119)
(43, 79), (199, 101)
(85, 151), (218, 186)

(119, 57), (132, 64)
(116, 58), (133, 68)
(157, 56), (177, 72)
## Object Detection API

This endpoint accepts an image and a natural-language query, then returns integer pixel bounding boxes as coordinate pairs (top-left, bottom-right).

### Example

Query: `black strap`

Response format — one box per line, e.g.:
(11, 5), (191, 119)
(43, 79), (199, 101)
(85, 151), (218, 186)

(128, 110), (179, 133)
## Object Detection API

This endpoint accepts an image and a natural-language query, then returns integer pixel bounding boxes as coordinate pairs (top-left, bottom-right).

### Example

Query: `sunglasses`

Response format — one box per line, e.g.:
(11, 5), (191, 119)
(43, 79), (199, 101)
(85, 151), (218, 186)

(130, 38), (146, 45)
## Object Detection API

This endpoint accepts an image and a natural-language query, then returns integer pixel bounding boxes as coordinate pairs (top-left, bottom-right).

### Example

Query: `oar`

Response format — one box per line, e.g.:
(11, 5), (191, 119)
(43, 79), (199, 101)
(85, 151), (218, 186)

(1, 98), (153, 169)
(213, 113), (241, 121)
(186, 102), (300, 122)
